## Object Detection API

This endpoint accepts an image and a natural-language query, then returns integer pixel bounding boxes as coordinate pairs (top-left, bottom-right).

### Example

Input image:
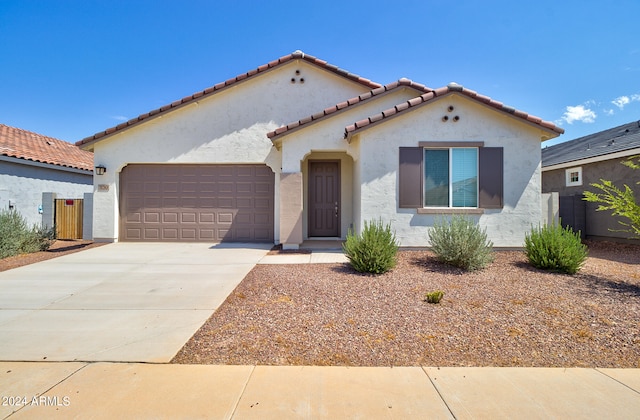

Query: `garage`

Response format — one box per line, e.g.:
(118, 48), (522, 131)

(119, 164), (274, 242)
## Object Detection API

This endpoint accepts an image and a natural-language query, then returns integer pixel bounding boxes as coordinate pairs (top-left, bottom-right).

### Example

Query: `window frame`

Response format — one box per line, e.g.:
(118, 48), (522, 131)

(399, 143), (503, 213)
(423, 146), (479, 209)
(565, 167), (582, 187)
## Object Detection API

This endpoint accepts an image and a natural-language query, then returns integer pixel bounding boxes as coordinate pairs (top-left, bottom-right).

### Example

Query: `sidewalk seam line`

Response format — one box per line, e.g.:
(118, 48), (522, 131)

(594, 368), (640, 395)
(3, 362), (90, 419)
(421, 366), (457, 420)
(229, 365), (255, 419)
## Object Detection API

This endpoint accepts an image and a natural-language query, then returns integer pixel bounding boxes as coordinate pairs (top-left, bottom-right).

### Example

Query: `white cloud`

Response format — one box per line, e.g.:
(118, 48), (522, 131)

(604, 109), (614, 116)
(612, 96), (630, 109)
(558, 105), (597, 125)
(611, 94), (640, 110)
(111, 115), (128, 121)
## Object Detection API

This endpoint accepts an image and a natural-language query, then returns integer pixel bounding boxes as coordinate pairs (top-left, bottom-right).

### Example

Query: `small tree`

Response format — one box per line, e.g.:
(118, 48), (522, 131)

(583, 155), (640, 238)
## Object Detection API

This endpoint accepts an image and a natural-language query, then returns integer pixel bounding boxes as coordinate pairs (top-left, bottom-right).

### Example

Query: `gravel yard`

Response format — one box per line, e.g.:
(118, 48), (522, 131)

(172, 241), (640, 367)
(0, 240), (106, 272)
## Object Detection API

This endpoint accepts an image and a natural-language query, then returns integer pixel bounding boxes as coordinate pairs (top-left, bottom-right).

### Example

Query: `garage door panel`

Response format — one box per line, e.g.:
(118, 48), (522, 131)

(218, 212), (233, 224)
(120, 164), (274, 242)
(218, 198), (234, 208)
(200, 213), (215, 223)
(144, 228), (161, 239)
(181, 213), (197, 223)
(144, 197), (162, 207)
(163, 213), (178, 223)
(144, 212), (160, 223)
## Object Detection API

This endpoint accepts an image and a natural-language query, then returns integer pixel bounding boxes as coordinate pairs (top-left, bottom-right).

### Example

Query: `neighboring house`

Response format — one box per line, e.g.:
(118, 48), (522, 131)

(542, 120), (640, 242)
(76, 51), (562, 248)
(0, 124), (94, 229)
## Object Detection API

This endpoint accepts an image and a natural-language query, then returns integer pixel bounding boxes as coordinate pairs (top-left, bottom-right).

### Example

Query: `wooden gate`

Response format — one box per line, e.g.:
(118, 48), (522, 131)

(55, 199), (83, 239)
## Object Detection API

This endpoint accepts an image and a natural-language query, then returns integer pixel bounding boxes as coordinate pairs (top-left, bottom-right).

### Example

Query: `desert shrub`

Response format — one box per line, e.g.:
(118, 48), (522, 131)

(424, 290), (444, 304)
(0, 209), (56, 258)
(524, 223), (588, 274)
(343, 219), (398, 274)
(429, 215), (494, 271)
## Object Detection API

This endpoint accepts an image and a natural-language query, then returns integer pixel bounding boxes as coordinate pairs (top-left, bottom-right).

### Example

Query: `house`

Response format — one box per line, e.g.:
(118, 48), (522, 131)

(542, 120), (640, 242)
(0, 124), (94, 233)
(76, 51), (563, 248)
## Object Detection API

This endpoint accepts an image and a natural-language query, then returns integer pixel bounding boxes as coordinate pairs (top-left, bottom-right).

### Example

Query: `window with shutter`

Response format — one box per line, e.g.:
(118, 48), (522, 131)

(399, 145), (503, 210)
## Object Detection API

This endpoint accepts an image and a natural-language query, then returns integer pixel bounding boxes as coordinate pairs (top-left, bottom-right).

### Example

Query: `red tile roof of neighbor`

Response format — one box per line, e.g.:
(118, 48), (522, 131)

(343, 82), (564, 139)
(267, 78), (432, 139)
(0, 124), (94, 172)
(76, 50), (382, 148)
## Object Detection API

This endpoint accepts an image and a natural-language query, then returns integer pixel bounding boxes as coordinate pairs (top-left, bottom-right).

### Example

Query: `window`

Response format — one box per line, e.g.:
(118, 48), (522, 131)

(565, 167), (582, 187)
(424, 148), (478, 207)
(399, 145), (503, 211)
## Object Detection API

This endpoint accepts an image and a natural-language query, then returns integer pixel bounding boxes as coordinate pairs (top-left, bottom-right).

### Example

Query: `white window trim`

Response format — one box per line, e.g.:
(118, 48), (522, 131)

(565, 167), (582, 187)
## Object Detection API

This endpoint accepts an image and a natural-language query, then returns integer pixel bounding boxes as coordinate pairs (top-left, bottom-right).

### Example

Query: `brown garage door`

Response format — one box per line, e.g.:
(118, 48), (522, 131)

(120, 164), (274, 242)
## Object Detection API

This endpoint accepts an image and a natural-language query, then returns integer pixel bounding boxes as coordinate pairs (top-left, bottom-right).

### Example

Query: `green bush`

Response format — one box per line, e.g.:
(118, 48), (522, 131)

(0, 209), (56, 259)
(429, 215), (494, 271)
(424, 290), (444, 304)
(524, 223), (588, 274)
(343, 219), (398, 274)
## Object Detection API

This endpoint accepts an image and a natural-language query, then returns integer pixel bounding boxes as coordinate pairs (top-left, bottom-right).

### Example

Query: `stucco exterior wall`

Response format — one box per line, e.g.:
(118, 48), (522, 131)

(355, 94), (548, 248)
(0, 158), (93, 227)
(90, 60), (370, 241)
(542, 157), (640, 240)
(277, 88), (421, 240)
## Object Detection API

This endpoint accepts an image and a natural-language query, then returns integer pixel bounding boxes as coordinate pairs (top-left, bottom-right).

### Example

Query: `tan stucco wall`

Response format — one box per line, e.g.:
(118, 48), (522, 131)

(279, 172), (303, 247)
(276, 87), (421, 242)
(354, 94), (551, 248)
(90, 60), (369, 242)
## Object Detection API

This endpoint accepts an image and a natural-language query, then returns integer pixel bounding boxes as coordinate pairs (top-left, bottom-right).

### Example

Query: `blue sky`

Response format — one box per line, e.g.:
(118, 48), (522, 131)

(1, 1), (639, 147)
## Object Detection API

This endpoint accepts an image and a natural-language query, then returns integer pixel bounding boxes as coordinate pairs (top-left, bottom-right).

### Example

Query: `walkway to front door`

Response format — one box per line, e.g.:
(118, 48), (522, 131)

(308, 160), (340, 237)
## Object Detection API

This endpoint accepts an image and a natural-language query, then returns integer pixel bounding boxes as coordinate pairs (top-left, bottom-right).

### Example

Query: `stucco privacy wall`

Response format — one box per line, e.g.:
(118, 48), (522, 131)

(354, 94), (548, 247)
(0, 158), (92, 227)
(90, 60), (369, 241)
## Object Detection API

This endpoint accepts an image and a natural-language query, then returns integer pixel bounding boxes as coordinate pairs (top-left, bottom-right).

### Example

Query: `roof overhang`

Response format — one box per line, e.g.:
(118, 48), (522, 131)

(76, 51), (382, 151)
(542, 147), (640, 171)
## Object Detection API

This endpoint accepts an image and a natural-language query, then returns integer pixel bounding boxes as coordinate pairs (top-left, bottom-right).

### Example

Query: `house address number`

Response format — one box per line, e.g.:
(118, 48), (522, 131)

(98, 184), (109, 192)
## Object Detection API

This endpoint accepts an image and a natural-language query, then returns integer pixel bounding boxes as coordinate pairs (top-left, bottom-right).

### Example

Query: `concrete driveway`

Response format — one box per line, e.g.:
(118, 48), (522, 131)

(0, 242), (271, 363)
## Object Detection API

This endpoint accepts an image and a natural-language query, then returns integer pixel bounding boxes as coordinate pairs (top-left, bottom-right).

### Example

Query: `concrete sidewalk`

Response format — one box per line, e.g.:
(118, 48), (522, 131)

(2, 363), (639, 419)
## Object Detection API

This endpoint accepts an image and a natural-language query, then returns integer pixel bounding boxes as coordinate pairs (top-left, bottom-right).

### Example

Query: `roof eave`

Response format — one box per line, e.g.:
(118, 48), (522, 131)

(542, 147), (640, 171)
(76, 51), (382, 149)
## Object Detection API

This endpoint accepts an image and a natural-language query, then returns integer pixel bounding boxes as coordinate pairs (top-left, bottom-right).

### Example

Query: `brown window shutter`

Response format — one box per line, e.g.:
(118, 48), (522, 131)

(479, 147), (503, 209)
(399, 147), (423, 208)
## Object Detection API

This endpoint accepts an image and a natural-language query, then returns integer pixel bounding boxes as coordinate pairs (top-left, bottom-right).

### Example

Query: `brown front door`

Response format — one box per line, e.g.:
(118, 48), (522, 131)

(308, 160), (340, 237)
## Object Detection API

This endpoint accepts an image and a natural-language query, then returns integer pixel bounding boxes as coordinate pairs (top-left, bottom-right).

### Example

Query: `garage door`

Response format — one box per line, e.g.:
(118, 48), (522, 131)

(120, 164), (274, 242)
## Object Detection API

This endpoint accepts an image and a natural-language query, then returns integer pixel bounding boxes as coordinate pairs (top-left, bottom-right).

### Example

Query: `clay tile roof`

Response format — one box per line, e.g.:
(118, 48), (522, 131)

(0, 124), (93, 171)
(267, 79), (433, 140)
(344, 83), (564, 138)
(77, 50), (382, 149)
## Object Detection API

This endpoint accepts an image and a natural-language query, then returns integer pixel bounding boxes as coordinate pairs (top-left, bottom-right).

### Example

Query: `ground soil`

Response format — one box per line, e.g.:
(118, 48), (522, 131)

(172, 240), (640, 367)
(0, 240), (107, 272)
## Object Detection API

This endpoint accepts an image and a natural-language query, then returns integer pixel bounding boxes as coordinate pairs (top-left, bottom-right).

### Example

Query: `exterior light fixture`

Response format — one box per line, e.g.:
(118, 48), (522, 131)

(95, 165), (107, 175)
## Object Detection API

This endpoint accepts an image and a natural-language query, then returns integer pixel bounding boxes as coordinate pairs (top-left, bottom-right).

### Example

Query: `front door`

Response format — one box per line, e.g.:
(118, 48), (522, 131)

(308, 160), (340, 237)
